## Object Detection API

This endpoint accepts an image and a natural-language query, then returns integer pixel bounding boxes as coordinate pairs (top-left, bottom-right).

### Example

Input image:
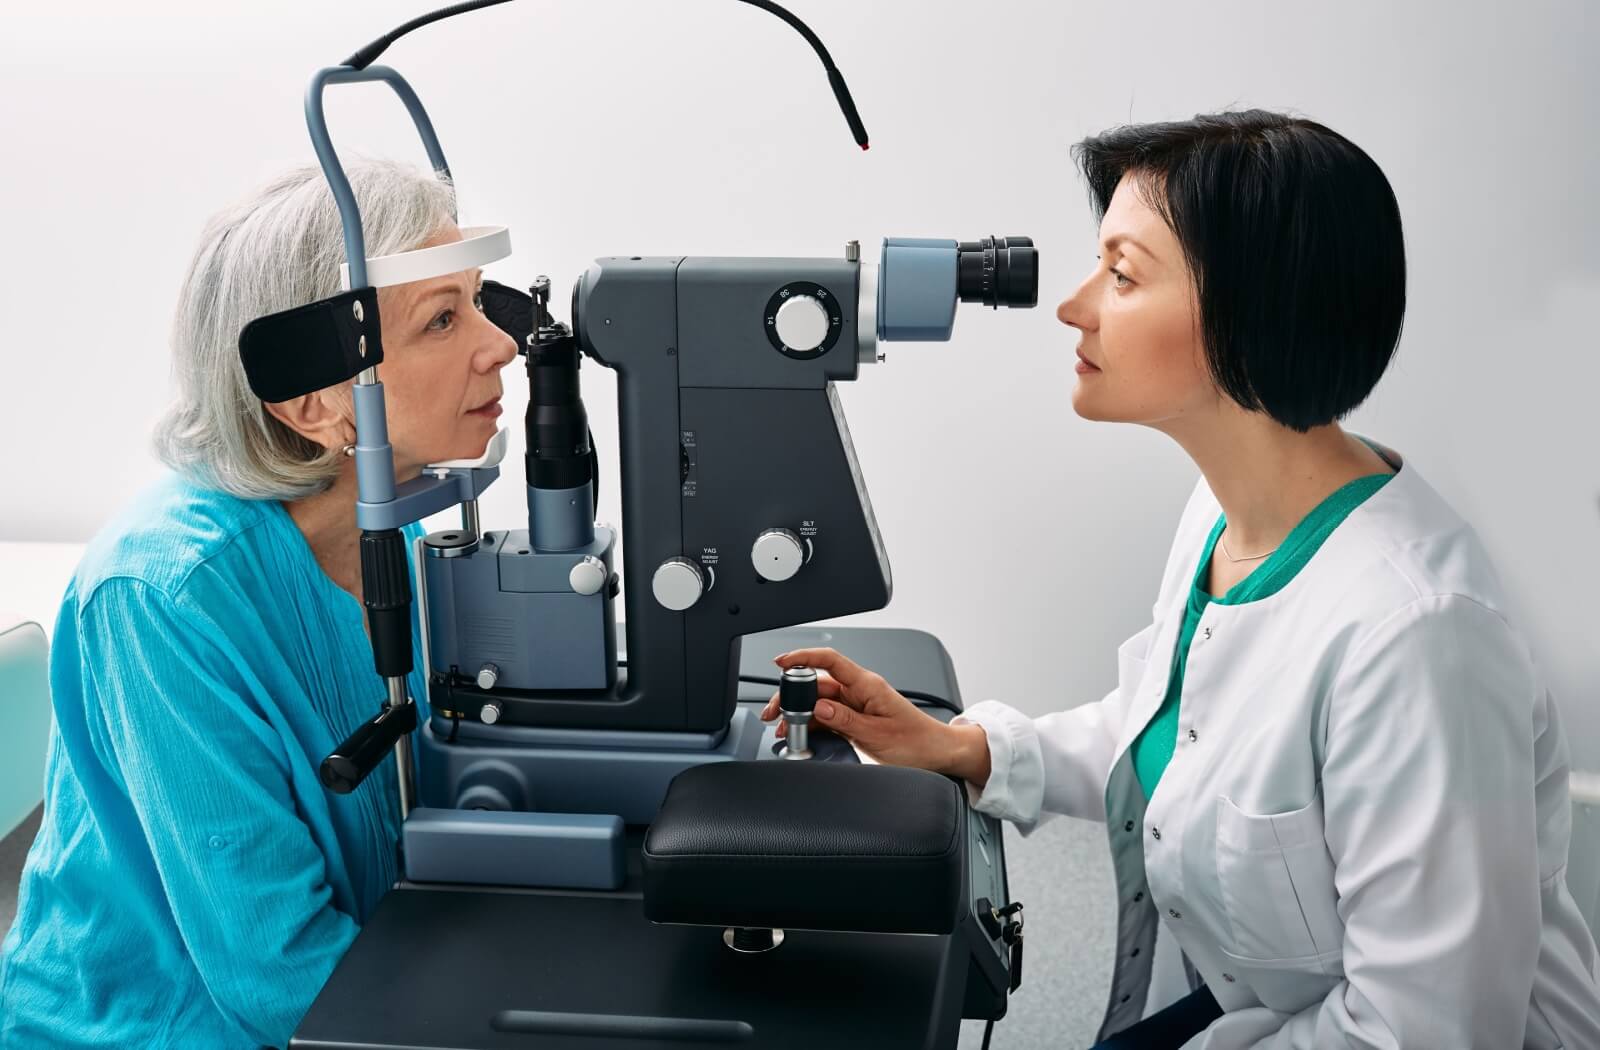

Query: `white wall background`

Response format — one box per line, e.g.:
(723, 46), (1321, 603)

(2, 1), (1595, 848)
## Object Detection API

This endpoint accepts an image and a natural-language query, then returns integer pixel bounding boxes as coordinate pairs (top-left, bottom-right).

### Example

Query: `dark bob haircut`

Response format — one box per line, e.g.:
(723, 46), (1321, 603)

(1072, 109), (1405, 433)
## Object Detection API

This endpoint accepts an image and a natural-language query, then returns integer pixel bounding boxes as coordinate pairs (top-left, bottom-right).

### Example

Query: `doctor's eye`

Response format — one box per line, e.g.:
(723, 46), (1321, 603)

(473, 289), (485, 312)
(427, 309), (455, 332)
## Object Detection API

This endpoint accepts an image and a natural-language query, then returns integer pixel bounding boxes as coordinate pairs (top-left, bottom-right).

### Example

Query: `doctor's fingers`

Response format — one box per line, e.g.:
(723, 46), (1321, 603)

(811, 699), (889, 748)
(759, 673), (846, 721)
(774, 647), (875, 689)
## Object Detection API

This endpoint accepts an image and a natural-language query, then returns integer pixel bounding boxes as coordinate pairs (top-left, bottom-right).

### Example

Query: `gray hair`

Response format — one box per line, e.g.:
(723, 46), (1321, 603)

(153, 158), (458, 501)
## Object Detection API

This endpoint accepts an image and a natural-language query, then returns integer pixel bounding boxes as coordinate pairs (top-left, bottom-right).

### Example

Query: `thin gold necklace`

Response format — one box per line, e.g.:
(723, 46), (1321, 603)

(1218, 532), (1278, 563)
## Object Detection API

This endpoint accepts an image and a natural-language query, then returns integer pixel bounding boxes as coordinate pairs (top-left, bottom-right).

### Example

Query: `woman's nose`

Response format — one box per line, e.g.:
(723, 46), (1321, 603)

(474, 310), (519, 370)
(1057, 269), (1099, 332)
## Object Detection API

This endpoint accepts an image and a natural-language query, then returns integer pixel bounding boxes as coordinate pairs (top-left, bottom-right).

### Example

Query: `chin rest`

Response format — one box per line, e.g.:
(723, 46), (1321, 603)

(642, 761), (965, 935)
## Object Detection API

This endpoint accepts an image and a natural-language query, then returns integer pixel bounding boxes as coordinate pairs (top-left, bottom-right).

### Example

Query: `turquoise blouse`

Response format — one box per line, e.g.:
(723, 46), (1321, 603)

(0, 475), (427, 1048)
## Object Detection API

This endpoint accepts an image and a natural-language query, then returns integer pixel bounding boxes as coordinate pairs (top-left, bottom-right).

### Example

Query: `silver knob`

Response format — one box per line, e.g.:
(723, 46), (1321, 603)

(479, 700), (503, 725)
(569, 555), (608, 596)
(476, 663), (500, 690)
(652, 557), (706, 612)
(752, 528), (805, 582)
(774, 295), (830, 352)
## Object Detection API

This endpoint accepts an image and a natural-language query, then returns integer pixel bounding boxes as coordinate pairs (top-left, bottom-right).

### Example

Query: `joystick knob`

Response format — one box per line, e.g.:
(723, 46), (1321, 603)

(780, 665), (819, 761)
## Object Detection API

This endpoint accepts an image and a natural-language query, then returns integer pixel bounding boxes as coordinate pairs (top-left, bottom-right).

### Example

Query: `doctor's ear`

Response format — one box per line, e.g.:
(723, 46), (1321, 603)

(263, 387), (355, 453)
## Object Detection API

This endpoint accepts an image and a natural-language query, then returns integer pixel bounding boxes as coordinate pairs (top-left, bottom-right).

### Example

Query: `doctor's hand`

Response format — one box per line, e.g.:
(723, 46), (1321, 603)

(759, 648), (992, 787)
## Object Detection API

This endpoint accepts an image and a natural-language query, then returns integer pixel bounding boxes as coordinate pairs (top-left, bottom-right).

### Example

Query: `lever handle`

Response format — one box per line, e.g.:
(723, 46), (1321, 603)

(320, 701), (419, 794)
(779, 665), (819, 715)
(778, 666), (820, 761)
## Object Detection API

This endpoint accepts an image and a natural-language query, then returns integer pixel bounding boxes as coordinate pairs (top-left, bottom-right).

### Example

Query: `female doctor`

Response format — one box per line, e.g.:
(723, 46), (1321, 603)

(762, 110), (1600, 1048)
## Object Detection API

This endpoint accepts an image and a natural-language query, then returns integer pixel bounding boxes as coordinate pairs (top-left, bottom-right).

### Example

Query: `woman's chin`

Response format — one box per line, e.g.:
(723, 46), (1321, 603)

(409, 432), (497, 471)
(1070, 385), (1104, 421)
(458, 431), (496, 460)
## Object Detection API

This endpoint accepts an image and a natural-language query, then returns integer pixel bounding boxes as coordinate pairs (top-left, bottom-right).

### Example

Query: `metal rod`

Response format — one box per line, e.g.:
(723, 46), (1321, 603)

(782, 718), (813, 760)
(305, 64), (454, 292)
(386, 675), (415, 818)
(394, 735), (416, 820)
(460, 498), (480, 541)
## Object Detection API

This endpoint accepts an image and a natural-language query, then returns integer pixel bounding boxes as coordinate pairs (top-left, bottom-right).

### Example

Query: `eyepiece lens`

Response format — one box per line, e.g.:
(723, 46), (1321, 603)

(957, 236), (1039, 309)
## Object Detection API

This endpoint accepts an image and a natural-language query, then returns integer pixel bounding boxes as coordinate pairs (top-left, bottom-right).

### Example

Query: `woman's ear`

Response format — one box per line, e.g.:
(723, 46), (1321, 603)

(263, 387), (354, 452)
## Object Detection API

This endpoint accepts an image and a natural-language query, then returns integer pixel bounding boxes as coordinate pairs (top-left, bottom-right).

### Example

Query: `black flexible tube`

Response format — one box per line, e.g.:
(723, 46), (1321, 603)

(340, 0), (869, 147)
(343, 0), (515, 69)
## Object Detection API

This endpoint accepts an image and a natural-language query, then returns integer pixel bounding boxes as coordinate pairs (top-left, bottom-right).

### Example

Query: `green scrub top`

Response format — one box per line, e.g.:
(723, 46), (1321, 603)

(1130, 439), (1399, 799)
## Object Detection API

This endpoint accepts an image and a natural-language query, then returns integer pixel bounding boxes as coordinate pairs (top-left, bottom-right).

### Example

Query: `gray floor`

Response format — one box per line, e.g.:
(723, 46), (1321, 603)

(0, 804), (1117, 1049)
(959, 815), (1116, 1049)
(0, 804), (43, 936)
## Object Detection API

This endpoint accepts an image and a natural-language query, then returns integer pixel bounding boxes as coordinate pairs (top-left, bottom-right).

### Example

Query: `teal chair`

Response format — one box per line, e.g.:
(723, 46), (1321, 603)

(1570, 774), (1600, 951)
(0, 618), (50, 842)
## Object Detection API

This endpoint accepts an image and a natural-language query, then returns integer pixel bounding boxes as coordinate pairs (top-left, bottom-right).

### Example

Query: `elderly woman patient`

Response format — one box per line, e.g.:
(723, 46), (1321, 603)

(0, 160), (516, 1047)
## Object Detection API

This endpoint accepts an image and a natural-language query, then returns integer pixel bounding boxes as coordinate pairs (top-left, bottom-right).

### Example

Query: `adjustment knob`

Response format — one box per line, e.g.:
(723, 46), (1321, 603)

(780, 665), (819, 715)
(773, 295), (830, 352)
(476, 663), (500, 690)
(569, 556), (607, 596)
(780, 666), (819, 761)
(479, 700), (504, 725)
(652, 556), (706, 612)
(752, 528), (805, 582)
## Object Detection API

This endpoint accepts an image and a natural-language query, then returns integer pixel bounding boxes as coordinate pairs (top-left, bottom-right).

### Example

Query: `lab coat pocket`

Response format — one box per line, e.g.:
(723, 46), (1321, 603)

(1115, 627), (1152, 714)
(1214, 942), (1343, 1016)
(1213, 789), (1345, 966)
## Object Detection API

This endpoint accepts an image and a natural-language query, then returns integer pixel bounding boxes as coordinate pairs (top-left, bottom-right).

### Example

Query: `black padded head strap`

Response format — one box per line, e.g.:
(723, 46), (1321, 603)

(479, 279), (534, 348)
(238, 286), (383, 402)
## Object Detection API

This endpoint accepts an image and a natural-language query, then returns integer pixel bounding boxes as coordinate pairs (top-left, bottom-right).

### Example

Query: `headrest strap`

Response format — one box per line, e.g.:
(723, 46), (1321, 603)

(239, 287), (382, 403)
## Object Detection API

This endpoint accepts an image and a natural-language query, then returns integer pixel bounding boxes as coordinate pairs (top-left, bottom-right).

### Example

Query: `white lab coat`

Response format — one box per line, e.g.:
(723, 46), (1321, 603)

(956, 440), (1600, 1048)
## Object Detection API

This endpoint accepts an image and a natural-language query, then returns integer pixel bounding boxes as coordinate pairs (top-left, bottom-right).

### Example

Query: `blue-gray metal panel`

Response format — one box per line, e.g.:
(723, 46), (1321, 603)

(402, 806), (624, 890)
(879, 237), (958, 341)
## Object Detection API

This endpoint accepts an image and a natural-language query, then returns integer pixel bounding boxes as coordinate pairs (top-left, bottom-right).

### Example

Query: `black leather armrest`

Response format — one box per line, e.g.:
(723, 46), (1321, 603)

(642, 761), (965, 935)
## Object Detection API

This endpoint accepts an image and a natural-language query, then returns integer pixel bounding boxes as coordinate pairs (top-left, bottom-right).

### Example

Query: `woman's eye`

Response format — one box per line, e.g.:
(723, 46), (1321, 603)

(1110, 267), (1132, 289)
(427, 309), (454, 332)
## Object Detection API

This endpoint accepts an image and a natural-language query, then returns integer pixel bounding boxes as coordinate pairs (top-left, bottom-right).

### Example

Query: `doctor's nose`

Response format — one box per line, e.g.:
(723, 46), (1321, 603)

(1057, 271), (1097, 333)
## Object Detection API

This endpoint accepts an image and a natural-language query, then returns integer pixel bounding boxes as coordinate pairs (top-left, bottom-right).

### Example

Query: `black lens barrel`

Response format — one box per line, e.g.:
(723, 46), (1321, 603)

(526, 332), (594, 491)
(957, 236), (1038, 309)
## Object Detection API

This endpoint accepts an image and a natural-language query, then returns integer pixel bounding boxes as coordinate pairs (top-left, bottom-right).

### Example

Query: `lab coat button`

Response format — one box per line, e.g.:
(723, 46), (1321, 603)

(1130, 948), (1140, 958)
(1151, 827), (1161, 840)
(1203, 627), (1213, 640)
(1133, 892), (1144, 902)
(1120, 994), (1131, 1004)
(1124, 820), (1135, 832)
(1168, 909), (1182, 919)
(1188, 729), (1198, 742)
(1222, 973), (1236, 983)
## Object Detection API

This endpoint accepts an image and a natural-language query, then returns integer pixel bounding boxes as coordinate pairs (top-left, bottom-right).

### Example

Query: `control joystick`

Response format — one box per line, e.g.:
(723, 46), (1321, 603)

(779, 666), (819, 761)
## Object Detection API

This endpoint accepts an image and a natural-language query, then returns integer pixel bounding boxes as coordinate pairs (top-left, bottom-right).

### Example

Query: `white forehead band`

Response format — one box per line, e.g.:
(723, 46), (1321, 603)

(340, 224), (512, 290)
